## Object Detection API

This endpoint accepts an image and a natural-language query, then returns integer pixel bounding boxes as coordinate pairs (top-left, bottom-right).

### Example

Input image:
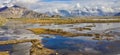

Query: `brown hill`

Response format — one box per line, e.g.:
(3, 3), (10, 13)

(0, 5), (49, 18)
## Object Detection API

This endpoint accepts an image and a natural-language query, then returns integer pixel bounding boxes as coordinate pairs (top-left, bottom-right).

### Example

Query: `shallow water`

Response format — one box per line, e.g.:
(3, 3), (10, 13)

(28, 23), (120, 33)
(0, 37), (13, 51)
(0, 23), (120, 55)
(39, 23), (120, 55)
(42, 35), (120, 55)
(28, 23), (120, 29)
(91, 23), (120, 30)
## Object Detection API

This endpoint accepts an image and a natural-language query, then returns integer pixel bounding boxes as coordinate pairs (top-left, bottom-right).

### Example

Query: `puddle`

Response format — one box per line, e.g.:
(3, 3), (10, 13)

(0, 23), (120, 55)
(28, 23), (120, 55)
(42, 35), (120, 55)
(0, 37), (13, 51)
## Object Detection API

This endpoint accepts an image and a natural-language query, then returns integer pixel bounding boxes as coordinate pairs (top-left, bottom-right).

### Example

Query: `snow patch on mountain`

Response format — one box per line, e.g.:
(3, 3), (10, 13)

(45, 3), (120, 17)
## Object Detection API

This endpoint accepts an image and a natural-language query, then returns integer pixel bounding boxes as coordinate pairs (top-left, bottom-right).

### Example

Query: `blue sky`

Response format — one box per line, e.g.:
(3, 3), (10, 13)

(42, 0), (72, 2)
(0, 0), (118, 5)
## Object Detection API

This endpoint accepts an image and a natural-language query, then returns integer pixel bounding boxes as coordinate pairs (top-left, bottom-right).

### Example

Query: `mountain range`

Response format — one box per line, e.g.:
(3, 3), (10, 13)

(0, 4), (120, 18)
(45, 4), (120, 17)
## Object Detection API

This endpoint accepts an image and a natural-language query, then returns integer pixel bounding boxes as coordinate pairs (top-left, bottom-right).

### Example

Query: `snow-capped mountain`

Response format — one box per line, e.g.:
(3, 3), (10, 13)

(0, 2), (120, 17)
(45, 3), (120, 17)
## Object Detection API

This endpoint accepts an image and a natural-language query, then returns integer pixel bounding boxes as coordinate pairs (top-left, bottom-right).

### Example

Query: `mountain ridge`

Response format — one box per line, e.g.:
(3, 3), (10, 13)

(45, 3), (120, 17)
(0, 5), (49, 18)
(0, 4), (120, 18)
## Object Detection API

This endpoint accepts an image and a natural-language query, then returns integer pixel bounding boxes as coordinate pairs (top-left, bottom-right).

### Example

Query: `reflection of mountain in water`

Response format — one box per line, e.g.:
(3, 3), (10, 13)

(0, 23), (120, 55)
(42, 35), (120, 55)
(0, 37), (13, 51)
(88, 23), (120, 31)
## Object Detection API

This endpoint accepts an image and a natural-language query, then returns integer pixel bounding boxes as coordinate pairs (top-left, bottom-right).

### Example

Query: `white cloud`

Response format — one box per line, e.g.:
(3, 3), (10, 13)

(0, 0), (120, 13)
(0, 0), (11, 4)
(34, 2), (73, 12)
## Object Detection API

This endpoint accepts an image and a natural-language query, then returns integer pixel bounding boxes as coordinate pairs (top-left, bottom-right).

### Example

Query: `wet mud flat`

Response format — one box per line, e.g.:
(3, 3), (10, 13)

(0, 37), (55, 55)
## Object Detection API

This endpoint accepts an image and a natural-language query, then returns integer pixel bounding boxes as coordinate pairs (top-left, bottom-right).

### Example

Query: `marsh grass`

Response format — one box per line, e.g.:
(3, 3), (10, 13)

(8, 17), (120, 25)
(72, 27), (92, 31)
(0, 51), (9, 55)
(27, 28), (113, 38)
(0, 17), (8, 26)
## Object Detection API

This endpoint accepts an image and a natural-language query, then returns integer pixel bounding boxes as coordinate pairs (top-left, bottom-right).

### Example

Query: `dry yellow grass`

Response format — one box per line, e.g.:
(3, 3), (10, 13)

(25, 19), (120, 24)
(27, 28), (74, 36)
(8, 17), (120, 25)
(0, 17), (8, 26)
(72, 27), (92, 31)
(0, 51), (9, 55)
(27, 28), (89, 37)
(27, 28), (113, 37)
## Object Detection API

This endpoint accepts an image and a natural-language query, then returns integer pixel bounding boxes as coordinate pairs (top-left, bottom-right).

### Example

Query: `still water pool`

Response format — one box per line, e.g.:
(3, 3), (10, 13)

(0, 23), (120, 55)
(42, 35), (120, 55)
